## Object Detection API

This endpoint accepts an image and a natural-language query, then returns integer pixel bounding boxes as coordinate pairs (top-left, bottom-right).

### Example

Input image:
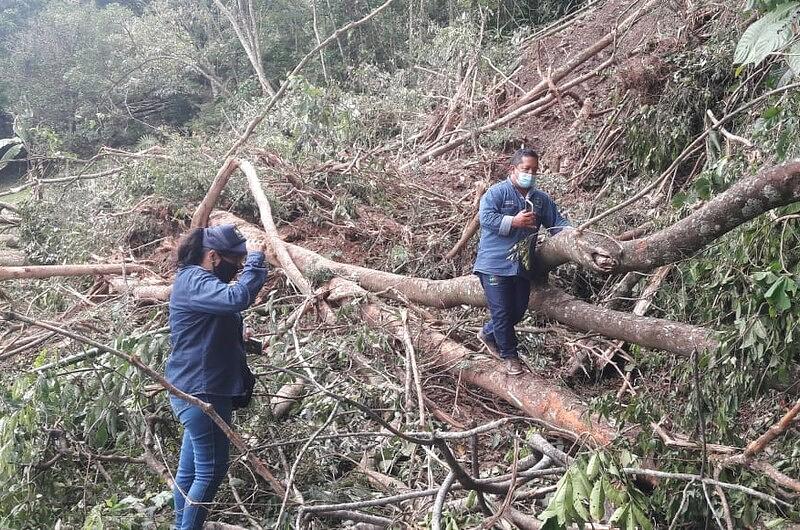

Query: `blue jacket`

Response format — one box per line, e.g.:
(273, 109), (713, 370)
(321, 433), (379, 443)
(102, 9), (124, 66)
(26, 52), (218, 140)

(473, 178), (570, 276)
(166, 252), (268, 397)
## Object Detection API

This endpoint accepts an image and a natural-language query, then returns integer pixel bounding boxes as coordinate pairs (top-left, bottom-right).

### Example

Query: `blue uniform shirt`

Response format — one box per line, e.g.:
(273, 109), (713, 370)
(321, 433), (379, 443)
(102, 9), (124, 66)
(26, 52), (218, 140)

(166, 251), (268, 397)
(473, 178), (570, 276)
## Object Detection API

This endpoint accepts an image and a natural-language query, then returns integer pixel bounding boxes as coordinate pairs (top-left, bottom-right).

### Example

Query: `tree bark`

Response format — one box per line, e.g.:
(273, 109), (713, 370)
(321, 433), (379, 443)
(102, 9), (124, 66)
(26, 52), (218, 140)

(209, 211), (716, 356)
(190, 158), (240, 228)
(107, 276), (171, 302)
(324, 278), (617, 445)
(0, 263), (144, 281)
(535, 160), (800, 274)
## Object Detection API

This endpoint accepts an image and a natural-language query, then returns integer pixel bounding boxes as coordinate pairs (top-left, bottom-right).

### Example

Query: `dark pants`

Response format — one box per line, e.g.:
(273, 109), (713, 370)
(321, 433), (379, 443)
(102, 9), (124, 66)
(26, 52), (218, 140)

(478, 273), (531, 359)
(170, 394), (233, 530)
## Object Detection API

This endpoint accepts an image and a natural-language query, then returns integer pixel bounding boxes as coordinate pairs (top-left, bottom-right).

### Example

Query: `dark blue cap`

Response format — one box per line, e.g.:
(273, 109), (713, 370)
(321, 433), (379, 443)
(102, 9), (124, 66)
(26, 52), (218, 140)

(203, 224), (247, 255)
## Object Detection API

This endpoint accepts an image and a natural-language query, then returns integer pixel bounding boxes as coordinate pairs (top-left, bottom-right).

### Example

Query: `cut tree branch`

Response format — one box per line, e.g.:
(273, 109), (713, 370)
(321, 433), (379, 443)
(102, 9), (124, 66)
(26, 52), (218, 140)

(190, 158), (240, 228)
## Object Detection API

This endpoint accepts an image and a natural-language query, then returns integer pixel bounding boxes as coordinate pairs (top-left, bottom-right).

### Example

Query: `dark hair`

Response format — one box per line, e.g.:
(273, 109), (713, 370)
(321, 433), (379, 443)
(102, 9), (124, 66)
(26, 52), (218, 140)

(510, 148), (539, 166)
(175, 228), (206, 268)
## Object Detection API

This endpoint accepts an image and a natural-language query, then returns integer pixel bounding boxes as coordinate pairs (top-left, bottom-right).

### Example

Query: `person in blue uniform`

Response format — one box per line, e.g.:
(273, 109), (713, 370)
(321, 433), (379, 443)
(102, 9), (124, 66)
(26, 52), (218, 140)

(474, 148), (571, 375)
(165, 224), (268, 530)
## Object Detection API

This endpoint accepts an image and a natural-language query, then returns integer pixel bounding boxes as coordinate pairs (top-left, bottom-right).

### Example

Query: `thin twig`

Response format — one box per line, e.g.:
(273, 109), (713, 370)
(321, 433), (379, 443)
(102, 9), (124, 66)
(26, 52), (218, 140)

(275, 403), (340, 527)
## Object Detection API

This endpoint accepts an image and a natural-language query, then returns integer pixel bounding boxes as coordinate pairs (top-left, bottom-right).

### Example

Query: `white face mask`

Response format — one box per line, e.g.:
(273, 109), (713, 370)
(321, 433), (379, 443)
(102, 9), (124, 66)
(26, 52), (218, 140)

(516, 172), (535, 189)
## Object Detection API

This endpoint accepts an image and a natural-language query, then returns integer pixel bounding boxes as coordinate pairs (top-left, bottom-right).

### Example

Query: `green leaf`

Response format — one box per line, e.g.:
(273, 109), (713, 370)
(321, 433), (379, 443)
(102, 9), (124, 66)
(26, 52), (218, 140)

(631, 501), (653, 530)
(571, 466), (592, 500)
(0, 137), (21, 150)
(603, 476), (627, 505)
(0, 143), (23, 171)
(590, 479), (605, 521)
(608, 504), (628, 525)
(587, 453), (601, 479)
(765, 277), (795, 312)
(763, 106), (781, 119)
(572, 494), (590, 522)
(626, 507), (638, 530)
(466, 490), (476, 509)
(558, 478), (573, 526)
(734, 2), (800, 66)
(671, 192), (688, 209)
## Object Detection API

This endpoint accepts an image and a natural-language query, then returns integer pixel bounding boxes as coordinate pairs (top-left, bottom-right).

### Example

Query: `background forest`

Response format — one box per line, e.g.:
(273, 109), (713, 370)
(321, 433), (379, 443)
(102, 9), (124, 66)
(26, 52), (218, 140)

(0, 0), (799, 528)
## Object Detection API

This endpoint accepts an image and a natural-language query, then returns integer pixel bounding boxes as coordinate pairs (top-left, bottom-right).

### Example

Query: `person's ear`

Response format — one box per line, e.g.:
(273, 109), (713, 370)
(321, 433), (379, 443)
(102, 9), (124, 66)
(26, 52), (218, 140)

(208, 249), (219, 265)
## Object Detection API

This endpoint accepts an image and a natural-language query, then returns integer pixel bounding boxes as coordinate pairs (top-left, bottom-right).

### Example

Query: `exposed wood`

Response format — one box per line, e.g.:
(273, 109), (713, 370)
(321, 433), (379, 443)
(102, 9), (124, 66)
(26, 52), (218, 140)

(0, 263), (145, 281)
(107, 276), (171, 302)
(325, 278), (617, 445)
(271, 382), (306, 420)
(742, 397), (800, 459)
(445, 212), (479, 259)
(190, 158), (240, 228)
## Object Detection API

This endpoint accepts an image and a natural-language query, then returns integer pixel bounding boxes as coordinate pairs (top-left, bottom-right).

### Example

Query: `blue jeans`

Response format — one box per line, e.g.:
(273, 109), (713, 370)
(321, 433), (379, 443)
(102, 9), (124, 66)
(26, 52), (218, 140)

(170, 394), (233, 530)
(478, 273), (531, 359)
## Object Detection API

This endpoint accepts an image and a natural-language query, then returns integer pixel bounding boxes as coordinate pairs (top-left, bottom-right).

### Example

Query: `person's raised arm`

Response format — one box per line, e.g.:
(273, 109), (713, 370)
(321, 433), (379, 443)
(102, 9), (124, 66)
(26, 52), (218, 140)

(187, 251), (268, 315)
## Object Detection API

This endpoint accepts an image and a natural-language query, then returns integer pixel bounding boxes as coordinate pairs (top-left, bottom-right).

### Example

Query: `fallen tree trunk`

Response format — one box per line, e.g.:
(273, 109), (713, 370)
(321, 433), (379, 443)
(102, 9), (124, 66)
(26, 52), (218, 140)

(107, 276), (171, 301)
(209, 211), (716, 356)
(324, 278), (617, 445)
(535, 160), (800, 274)
(0, 263), (144, 281)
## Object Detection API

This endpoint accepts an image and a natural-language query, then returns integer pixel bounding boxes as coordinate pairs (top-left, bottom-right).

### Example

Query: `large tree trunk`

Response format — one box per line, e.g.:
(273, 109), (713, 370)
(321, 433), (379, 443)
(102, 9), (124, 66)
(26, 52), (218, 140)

(536, 160), (800, 273)
(209, 211), (716, 356)
(324, 278), (617, 445)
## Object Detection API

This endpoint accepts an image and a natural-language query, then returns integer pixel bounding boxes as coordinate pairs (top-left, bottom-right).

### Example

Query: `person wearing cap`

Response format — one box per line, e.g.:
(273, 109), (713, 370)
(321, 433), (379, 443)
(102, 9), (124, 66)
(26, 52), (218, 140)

(474, 148), (571, 375)
(165, 224), (268, 530)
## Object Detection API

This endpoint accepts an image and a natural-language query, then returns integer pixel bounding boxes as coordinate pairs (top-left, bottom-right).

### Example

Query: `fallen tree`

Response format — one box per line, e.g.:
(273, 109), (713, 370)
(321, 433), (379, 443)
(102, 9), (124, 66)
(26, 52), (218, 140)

(105, 159), (800, 356)
(210, 209), (716, 356)
(535, 160), (800, 273)
(0, 263), (145, 281)
(324, 278), (617, 445)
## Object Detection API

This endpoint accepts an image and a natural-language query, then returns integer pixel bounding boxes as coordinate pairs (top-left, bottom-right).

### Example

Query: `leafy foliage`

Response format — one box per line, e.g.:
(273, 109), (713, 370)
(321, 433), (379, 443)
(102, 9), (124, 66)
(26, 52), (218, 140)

(0, 137), (23, 172)
(734, 1), (800, 74)
(539, 451), (652, 530)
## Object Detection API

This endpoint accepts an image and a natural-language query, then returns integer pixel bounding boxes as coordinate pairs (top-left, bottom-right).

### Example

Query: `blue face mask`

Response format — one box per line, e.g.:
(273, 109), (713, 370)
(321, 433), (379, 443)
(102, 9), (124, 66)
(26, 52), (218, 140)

(516, 172), (536, 189)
